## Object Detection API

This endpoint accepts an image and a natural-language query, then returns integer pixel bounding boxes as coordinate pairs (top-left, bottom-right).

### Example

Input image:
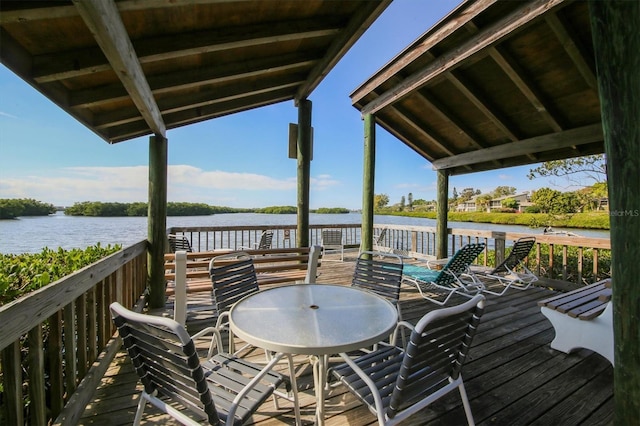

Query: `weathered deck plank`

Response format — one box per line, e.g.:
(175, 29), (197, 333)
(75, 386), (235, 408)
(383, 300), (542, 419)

(78, 250), (613, 425)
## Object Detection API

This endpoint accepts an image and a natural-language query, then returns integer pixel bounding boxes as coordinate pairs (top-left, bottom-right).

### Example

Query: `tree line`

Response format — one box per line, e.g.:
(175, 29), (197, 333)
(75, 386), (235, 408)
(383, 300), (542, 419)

(0, 198), (56, 219)
(1, 200), (352, 218)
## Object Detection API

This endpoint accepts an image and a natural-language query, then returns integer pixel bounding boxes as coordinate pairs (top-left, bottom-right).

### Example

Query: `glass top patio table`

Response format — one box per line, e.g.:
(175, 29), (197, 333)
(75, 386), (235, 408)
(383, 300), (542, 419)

(229, 283), (398, 355)
(229, 283), (398, 425)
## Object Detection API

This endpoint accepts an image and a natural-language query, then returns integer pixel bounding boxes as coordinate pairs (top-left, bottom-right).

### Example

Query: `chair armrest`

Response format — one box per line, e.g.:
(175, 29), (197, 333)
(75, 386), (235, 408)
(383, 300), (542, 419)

(390, 320), (416, 347)
(225, 352), (286, 426)
(337, 352), (388, 425)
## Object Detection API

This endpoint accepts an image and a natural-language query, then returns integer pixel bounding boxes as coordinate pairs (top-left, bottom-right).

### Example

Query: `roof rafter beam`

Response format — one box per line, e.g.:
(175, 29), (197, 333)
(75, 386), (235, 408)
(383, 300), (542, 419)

(360, 0), (568, 116)
(351, 0), (498, 105)
(33, 20), (340, 83)
(107, 89), (292, 143)
(294, 0), (392, 102)
(488, 45), (564, 132)
(369, 88), (476, 171)
(431, 123), (603, 170)
(70, 53), (317, 108)
(0, 0), (253, 24)
(72, 0), (165, 137)
(544, 12), (597, 89)
(94, 74), (304, 129)
(445, 71), (521, 142)
(383, 73), (492, 151)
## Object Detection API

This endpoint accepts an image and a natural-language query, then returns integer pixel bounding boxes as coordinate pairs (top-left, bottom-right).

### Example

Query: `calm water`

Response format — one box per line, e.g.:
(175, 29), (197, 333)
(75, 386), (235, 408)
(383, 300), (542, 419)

(0, 211), (610, 254)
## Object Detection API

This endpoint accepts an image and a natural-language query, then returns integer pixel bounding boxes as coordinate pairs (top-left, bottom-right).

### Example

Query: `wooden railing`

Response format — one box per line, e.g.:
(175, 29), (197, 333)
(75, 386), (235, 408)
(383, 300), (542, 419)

(168, 223), (363, 251)
(377, 224), (611, 285)
(169, 223), (611, 285)
(0, 241), (148, 426)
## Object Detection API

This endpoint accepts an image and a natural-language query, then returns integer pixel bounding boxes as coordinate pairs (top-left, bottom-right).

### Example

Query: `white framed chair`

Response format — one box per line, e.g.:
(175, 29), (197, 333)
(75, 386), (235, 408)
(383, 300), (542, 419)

(208, 252), (260, 353)
(372, 228), (388, 252)
(321, 229), (344, 261)
(241, 230), (273, 250)
(110, 302), (301, 426)
(472, 236), (538, 296)
(402, 243), (486, 305)
(328, 294), (485, 426)
(168, 234), (193, 252)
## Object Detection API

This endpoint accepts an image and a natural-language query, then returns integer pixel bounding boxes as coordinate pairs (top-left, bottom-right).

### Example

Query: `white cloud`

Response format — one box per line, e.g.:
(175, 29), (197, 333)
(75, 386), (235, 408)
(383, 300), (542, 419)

(0, 165), (337, 207)
(0, 111), (18, 119)
(498, 174), (511, 180)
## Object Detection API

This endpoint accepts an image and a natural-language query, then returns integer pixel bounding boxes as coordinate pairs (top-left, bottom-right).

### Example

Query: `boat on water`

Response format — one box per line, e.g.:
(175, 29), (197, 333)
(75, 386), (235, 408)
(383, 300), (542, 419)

(543, 226), (581, 237)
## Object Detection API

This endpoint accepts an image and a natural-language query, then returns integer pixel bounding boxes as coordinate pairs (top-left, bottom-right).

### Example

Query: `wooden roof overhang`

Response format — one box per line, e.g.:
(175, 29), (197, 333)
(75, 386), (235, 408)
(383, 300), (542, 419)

(351, 0), (603, 176)
(0, 0), (391, 144)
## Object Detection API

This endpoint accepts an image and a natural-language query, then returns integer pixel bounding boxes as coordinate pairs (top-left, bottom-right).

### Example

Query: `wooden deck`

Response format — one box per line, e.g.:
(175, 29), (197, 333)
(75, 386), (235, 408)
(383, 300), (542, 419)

(79, 251), (613, 425)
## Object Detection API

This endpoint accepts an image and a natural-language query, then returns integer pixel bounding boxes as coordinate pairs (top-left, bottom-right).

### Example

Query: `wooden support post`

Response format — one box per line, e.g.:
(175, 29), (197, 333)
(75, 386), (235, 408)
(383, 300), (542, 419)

(436, 169), (449, 259)
(590, 0), (640, 419)
(361, 114), (376, 253)
(297, 99), (312, 248)
(493, 232), (506, 266)
(148, 135), (167, 309)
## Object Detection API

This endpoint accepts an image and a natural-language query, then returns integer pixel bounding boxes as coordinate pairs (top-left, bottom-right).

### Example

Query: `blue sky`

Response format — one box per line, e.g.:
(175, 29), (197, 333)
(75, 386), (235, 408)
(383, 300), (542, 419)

(0, 0), (564, 210)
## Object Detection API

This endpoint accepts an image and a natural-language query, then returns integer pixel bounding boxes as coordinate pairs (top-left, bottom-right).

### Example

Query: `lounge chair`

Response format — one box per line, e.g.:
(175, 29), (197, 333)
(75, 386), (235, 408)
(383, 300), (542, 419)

(402, 243), (486, 305)
(372, 228), (388, 252)
(472, 236), (538, 296)
(321, 229), (344, 261)
(241, 230), (274, 250)
(110, 302), (300, 426)
(328, 294), (486, 426)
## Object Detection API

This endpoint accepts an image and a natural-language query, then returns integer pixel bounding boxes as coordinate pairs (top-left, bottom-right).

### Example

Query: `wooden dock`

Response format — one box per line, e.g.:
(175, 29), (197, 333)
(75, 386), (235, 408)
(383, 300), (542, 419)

(79, 251), (613, 425)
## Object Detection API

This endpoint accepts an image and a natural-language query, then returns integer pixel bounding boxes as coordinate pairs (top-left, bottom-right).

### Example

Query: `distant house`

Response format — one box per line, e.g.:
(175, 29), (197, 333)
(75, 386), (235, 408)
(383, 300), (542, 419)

(489, 193), (532, 212)
(456, 198), (477, 212)
(456, 192), (532, 212)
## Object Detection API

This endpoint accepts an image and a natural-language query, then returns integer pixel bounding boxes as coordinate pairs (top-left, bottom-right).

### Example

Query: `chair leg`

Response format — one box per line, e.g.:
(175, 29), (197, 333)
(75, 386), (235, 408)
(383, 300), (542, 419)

(458, 381), (475, 426)
(286, 354), (302, 426)
(133, 392), (149, 426)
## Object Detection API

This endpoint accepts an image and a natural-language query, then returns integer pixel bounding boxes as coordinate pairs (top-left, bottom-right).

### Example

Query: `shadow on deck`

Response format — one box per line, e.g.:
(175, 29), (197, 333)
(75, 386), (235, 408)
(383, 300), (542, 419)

(79, 250), (613, 425)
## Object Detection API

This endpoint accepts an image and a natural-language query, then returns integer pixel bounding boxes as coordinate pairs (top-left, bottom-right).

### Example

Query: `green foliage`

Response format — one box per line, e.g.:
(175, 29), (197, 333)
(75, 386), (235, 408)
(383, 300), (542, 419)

(377, 210), (610, 230)
(501, 197), (519, 210)
(64, 201), (248, 216)
(313, 207), (350, 214)
(374, 194), (389, 209)
(0, 198), (56, 219)
(528, 154), (607, 184)
(0, 244), (121, 305)
(256, 206), (297, 214)
(492, 186), (516, 197)
(531, 188), (580, 214)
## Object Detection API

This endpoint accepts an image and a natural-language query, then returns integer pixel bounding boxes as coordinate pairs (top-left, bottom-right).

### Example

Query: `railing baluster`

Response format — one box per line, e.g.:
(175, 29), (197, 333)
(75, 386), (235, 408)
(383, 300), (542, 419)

(49, 310), (64, 418)
(28, 324), (47, 425)
(578, 247), (584, 284)
(2, 341), (23, 424)
(77, 294), (88, 377)
(63, 300), (78, 398)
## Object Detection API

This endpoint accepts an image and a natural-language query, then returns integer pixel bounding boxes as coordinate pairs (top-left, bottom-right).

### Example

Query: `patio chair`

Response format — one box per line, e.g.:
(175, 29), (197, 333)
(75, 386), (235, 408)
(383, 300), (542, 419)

(402, 243), (486, 306)
(110, 302), (300, 426)
(352, 250), (404, 320)
(352, 251), (405, 347)
(372, 228), (388, 252)
(241, 230), (274, 250)
(328, 294), (485, 426)
(209, 252), (260, 353)
(168, 234), (193, 252)
(472, 236), (538, 296)
(321, 229), (344, 261)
